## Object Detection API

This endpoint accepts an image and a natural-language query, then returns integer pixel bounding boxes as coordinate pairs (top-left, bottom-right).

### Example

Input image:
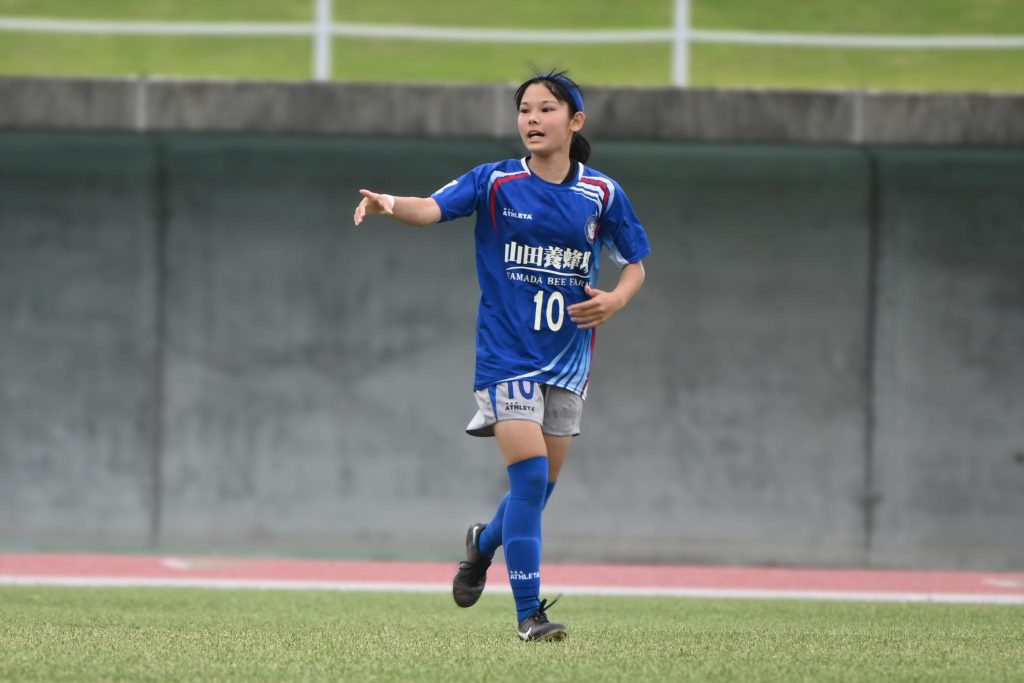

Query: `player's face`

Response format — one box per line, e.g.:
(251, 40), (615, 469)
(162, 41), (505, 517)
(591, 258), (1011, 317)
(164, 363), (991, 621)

(517, 83), (583, 158)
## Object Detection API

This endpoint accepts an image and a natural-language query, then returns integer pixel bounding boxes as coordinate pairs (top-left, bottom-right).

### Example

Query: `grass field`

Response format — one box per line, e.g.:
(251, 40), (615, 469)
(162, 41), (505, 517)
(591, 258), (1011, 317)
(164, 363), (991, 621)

(2, 587), (1022, 682)
(1, 0), (1023, 90)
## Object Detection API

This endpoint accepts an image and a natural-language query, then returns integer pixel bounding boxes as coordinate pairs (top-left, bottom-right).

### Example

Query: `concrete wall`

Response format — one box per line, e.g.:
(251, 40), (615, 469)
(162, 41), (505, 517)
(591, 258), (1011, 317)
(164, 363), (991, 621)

(0, 134), (158, 546)
(2, 130), (1021, 569)
(870, 150), (1024, 568)
(3, 76), (1024, 146)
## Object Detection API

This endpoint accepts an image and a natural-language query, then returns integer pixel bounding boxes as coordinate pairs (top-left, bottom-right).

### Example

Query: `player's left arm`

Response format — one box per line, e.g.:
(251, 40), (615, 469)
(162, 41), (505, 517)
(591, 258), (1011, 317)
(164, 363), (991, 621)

(567, 260), (645, 330)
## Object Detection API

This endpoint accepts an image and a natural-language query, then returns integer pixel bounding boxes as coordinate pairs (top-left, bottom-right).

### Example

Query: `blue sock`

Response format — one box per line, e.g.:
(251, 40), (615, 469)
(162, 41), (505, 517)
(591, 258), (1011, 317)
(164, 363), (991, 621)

(478, 481), (556, 558)
(502, 456), (548, 623)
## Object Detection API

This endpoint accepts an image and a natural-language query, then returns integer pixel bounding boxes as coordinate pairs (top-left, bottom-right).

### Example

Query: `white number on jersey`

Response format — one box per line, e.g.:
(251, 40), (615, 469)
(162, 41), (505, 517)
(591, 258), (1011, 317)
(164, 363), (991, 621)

(532, 290), (565, 332)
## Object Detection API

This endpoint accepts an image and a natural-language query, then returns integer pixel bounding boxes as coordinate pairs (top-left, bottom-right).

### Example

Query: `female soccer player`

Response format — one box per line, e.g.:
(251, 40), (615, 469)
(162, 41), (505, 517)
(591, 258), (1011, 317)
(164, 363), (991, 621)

(353, 71), (649, 642)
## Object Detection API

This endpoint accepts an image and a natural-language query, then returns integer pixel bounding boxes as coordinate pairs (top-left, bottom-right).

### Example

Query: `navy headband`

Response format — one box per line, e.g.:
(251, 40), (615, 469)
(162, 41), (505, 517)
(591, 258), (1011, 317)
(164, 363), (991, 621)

(548, 75), (585, 114)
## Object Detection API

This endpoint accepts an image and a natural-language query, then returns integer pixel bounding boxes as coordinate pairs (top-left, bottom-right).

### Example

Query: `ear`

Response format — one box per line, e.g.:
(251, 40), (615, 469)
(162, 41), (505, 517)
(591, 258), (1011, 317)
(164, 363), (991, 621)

(570, 111), (586, 133)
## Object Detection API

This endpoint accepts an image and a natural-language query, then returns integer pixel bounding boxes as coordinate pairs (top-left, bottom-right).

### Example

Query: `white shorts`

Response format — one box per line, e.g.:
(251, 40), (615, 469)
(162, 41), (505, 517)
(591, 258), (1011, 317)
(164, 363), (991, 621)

(465, 380), (584, 437)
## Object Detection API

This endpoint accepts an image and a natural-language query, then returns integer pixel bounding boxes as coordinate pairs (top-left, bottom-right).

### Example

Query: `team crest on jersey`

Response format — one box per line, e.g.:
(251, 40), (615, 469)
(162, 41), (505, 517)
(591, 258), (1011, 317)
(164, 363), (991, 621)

(584, 213), (599, 244)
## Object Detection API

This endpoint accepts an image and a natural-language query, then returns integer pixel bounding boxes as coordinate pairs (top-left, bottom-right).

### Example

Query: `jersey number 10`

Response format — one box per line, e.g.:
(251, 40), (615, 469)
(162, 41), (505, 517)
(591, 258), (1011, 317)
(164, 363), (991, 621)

(532, 290), (565, 332)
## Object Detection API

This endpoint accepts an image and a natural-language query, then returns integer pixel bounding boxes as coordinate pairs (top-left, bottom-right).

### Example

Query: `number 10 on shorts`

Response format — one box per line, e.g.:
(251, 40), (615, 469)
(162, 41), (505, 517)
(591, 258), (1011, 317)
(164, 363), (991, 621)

(533, 290), (565, 332)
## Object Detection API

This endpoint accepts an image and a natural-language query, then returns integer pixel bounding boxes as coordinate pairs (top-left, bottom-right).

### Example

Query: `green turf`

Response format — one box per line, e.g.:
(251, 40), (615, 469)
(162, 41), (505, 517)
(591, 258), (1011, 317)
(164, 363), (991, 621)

(0, 1), (1022, 90)
(0, 33), (310, 80)
(0, 0), (312, 21)
(332, 0), (671, 29)
(694, 45), (1024, 93)
(0, 0), (671, 27)
(330, 39), (669, 86)
(1, 587), (1022, 682)
(694, 0), (1024, 35)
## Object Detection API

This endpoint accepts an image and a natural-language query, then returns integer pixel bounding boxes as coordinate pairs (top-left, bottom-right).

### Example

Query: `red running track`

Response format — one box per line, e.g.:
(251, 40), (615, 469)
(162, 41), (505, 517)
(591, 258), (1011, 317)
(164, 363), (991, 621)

(1, 553), (1022, 605)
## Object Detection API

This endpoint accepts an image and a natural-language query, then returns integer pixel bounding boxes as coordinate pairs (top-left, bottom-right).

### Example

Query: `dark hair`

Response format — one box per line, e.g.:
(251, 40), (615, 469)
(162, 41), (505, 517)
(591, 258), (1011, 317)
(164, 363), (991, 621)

(514, 70), (591, 164)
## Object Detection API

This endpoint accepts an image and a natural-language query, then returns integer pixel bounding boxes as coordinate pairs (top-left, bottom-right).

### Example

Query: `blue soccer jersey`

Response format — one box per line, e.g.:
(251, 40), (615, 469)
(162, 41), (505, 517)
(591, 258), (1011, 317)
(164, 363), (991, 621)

(432, 157), (650, 398)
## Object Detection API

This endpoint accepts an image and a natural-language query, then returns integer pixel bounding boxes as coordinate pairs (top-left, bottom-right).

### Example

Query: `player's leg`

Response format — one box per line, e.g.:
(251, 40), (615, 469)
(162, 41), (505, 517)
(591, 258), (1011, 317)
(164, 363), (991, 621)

(456, 382), (545, 609)
(477, 385), (577, 556)
(543, 432), (571, 495)
(535, 383), (581, 522)
(493, 420), (566, 641)
(456, 421), (546, 611)
(454, 381), (571, 641)
(476, 438), (562, 558)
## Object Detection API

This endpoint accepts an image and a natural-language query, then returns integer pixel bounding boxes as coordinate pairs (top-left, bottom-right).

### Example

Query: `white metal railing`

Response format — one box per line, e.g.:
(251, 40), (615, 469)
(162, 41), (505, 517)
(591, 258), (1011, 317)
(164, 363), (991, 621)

(2, 0), (1023, 86)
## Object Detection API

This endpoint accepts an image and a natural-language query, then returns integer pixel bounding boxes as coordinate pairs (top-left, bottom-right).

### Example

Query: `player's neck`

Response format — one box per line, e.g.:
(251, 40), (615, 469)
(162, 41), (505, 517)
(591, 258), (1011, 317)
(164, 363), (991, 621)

(527, 154), (573, 184)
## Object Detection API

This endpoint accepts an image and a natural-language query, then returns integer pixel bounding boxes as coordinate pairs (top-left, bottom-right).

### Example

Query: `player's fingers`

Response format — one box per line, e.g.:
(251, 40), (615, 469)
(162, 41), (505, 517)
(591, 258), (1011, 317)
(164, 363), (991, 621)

(569, 302), (596, 314)
(363, 195), (387, 217)
(567, 296), (596, 310)
(569, 307), (603, 323)
(568, 297), (603, 314)
(573, 299), (617, 321)
(354, 198), (369, 224)
(362, 190), (384, 210)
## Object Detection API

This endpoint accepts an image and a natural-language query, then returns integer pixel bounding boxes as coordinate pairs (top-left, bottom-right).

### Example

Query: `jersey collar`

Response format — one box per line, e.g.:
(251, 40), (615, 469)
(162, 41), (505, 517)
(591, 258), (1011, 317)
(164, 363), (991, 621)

(520, 157), (584, 186)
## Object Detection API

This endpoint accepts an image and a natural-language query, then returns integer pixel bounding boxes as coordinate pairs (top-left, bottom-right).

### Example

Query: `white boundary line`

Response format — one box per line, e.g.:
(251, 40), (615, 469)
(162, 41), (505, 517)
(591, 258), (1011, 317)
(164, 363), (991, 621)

(691, 29), (1024, 49)
(1, 17), (1022, 49)
(328, 24), (670, 44)
(2, 576), (1022, 605)
(0, 18), (668, 42)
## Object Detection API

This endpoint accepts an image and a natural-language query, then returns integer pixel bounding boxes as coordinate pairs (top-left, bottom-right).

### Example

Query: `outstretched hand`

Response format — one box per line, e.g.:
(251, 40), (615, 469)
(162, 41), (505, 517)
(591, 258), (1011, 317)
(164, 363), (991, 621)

(353, 189), (395, 225)
(567, 285), (625, 329)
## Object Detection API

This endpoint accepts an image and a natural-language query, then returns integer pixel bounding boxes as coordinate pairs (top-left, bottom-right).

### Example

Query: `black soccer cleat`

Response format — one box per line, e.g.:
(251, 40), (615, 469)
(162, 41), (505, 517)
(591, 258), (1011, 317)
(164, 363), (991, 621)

(453, 522), (491, 608)
(517, 598), (567, 642)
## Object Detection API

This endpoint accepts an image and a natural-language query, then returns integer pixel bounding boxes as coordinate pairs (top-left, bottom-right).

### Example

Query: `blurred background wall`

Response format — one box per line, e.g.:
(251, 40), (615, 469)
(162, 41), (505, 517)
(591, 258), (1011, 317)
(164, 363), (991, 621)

(1, 87), (1022, 568)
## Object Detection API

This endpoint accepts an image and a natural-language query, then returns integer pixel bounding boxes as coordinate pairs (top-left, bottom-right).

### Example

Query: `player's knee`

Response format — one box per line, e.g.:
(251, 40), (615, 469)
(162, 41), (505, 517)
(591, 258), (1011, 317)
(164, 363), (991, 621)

(509, 456), (548, 503)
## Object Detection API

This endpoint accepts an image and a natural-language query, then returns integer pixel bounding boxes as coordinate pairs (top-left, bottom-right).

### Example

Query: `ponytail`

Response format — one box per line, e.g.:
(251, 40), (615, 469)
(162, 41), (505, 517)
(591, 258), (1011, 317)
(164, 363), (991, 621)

(570, 133), (591, 164)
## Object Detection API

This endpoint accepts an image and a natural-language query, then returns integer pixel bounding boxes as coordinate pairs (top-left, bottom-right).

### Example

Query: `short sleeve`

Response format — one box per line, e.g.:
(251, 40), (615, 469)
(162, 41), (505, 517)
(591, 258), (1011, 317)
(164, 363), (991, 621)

(601, 181), (651, 268)
(431, 166), (485, 223)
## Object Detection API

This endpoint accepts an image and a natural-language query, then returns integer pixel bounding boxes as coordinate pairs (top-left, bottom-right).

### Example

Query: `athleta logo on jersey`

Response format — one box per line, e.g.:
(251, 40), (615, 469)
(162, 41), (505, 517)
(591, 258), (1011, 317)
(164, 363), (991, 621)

(502, 207), (533, 220)
(504, 240), (592, 274)
(509, 569), (541, 581)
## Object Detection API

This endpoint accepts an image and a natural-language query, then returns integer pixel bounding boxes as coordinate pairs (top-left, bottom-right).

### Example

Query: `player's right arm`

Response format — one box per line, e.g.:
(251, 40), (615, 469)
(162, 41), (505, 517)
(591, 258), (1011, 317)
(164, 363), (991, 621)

(356, 164), (487, 227)
(353, 189), (441, 227)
